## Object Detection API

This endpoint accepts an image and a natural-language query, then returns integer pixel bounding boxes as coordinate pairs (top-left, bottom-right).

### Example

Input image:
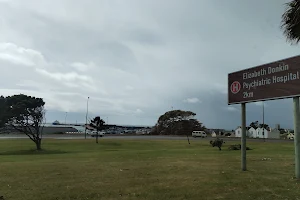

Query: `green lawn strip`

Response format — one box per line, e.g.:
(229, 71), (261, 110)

(0, 139), (299, 200)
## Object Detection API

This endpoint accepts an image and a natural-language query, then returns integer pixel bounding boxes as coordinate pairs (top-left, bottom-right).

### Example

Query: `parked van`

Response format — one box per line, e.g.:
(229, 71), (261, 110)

(192, 131), (207, 138)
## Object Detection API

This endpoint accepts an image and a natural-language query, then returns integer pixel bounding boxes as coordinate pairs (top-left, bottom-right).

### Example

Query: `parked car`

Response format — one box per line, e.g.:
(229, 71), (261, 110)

(192, 131), (207, 138)
(88, 130), (105, 137)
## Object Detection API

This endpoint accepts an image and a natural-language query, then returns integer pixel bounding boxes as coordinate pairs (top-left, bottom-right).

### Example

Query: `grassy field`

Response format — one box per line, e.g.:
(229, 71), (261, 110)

(0, 138), (299, 200)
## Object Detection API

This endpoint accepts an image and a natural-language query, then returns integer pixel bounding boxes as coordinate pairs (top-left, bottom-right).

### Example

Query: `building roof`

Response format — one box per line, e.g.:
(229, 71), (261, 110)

(52, 120), (60, 125)
(85, 124), (96, 130)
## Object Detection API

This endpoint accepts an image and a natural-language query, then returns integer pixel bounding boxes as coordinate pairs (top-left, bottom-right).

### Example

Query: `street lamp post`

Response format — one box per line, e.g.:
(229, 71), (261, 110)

(85, 97), (90, 139)
(65, 112), (68, 125)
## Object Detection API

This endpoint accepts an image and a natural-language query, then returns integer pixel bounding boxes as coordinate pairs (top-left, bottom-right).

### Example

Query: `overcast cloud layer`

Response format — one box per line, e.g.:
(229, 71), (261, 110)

(0, 0), (298, 129)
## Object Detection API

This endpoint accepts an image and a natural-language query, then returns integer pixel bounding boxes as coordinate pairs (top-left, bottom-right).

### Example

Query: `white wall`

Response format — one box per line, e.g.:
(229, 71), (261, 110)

(211, 131), (216, 137)
(235, 127), (249, 137)
(256, 128), (268, 138)
(235, 128), (241, 137)
(235, 127), (280, 139)
(269, 129), (280, 139)
(247, 127), (256, 138)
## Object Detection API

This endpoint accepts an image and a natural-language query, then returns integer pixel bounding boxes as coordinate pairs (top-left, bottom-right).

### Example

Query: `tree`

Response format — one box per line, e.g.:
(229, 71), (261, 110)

(258, 123), (270, 131)
(0, 96), (7, 128)
(249, 121), (259, 129)
(279, 128), (287, 134)
(89, 116), (105, 143)
(0, 94), (45, 150)
(249, 121), (270, 130)
(151, 110), (206, 135)
(281, 0), (300, 44)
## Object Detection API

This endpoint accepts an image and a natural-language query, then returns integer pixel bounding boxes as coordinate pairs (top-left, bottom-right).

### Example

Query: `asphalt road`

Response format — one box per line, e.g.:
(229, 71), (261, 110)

(0, 134), (294, 143)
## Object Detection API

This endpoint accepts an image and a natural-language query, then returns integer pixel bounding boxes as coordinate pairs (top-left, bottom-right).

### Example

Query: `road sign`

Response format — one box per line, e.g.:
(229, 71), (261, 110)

(228, 55), (300, 179)
(230, 81), (241, 94)
(228, 55), (300, 104)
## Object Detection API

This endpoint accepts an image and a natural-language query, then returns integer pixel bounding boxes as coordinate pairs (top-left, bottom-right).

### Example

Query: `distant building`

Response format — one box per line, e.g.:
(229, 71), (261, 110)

(211, 131), (217, 137)
(235, 127), (252, 137)
(207, 129), (225, 136)
(256, 127), (269, 139)
(235, 126), (279, 139)
(235, 127), (244, 137)
(52, 120), (60, 125)
(268, 128), (280, 139)
(247, 127), (256, 138)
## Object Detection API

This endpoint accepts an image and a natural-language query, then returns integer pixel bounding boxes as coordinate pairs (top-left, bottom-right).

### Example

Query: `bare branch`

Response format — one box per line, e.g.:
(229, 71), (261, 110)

(9, 123), (36, 142)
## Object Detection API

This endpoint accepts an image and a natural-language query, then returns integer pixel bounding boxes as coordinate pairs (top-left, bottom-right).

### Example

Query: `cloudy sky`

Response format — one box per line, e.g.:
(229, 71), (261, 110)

(0, 0), (298, 129)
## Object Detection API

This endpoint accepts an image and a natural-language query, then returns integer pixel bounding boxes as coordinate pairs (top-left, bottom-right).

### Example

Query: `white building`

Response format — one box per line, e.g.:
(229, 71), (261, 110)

(235, 126), (277, 139)
(235, 127), (241, 137)
(247, 127), (257, 138)
(211, 131), (217, 137)
(256, 127), (269, 139)
(235, 127), (250, 137)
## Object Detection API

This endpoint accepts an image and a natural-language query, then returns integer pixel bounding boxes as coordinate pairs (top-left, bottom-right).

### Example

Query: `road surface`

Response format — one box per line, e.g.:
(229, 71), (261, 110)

(0, 134), (293, 143)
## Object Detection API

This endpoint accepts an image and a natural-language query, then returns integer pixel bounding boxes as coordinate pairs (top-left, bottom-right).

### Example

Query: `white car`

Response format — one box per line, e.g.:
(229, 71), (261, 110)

(192, 131), (207, 138)
(88, 130), (105, 137)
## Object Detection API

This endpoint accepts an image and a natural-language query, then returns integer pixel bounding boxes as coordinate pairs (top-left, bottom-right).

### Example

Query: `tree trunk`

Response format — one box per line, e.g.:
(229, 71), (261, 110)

(186, 134), (190, 145)
(35, 138), (42, 150)
(96, 130), (99, 144)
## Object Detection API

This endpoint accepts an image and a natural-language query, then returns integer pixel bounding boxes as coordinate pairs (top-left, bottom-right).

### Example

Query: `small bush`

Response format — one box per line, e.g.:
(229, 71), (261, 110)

(228, 144), (252, 150)
(209, 138), (225, 150)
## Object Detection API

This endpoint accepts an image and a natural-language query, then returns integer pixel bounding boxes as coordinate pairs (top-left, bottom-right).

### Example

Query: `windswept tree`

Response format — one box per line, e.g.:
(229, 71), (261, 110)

(90, 116), (106, 143)
(0, 94), (46, 150)
(259, 123), (270, 131)
(281, 0), (300, 44)
(151, 110), (206, 135)
(0, 96), (6, 129)
(249, 121), (270, 130)
(249, 121), (259, 129)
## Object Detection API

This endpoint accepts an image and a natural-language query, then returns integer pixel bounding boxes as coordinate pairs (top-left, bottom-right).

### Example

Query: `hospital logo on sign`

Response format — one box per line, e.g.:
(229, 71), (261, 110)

(230, 81), (241, 94)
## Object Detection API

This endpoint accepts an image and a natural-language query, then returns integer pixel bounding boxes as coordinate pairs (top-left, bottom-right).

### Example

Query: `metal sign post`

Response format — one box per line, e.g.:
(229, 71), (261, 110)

(241, 103), (246, 171)
(228, 55), (300, 176)
(293, 97), (300, 178)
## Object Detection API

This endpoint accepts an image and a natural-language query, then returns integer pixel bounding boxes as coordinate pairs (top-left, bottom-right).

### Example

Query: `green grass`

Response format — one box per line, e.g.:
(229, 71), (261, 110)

(0, 139), (299, 200)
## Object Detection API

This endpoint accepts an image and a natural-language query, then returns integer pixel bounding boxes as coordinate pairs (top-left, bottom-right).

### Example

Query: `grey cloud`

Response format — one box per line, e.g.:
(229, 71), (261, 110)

(0, 0), (299, 129)
(121, 27), (165, 46)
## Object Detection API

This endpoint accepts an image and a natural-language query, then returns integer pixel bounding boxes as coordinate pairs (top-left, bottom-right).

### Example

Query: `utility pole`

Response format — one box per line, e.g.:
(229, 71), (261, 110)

(85, 97), (90, 139)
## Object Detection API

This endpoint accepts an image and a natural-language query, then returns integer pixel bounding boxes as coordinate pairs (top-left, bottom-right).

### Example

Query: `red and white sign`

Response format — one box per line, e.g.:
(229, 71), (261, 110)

(230, 81), (241, 94)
